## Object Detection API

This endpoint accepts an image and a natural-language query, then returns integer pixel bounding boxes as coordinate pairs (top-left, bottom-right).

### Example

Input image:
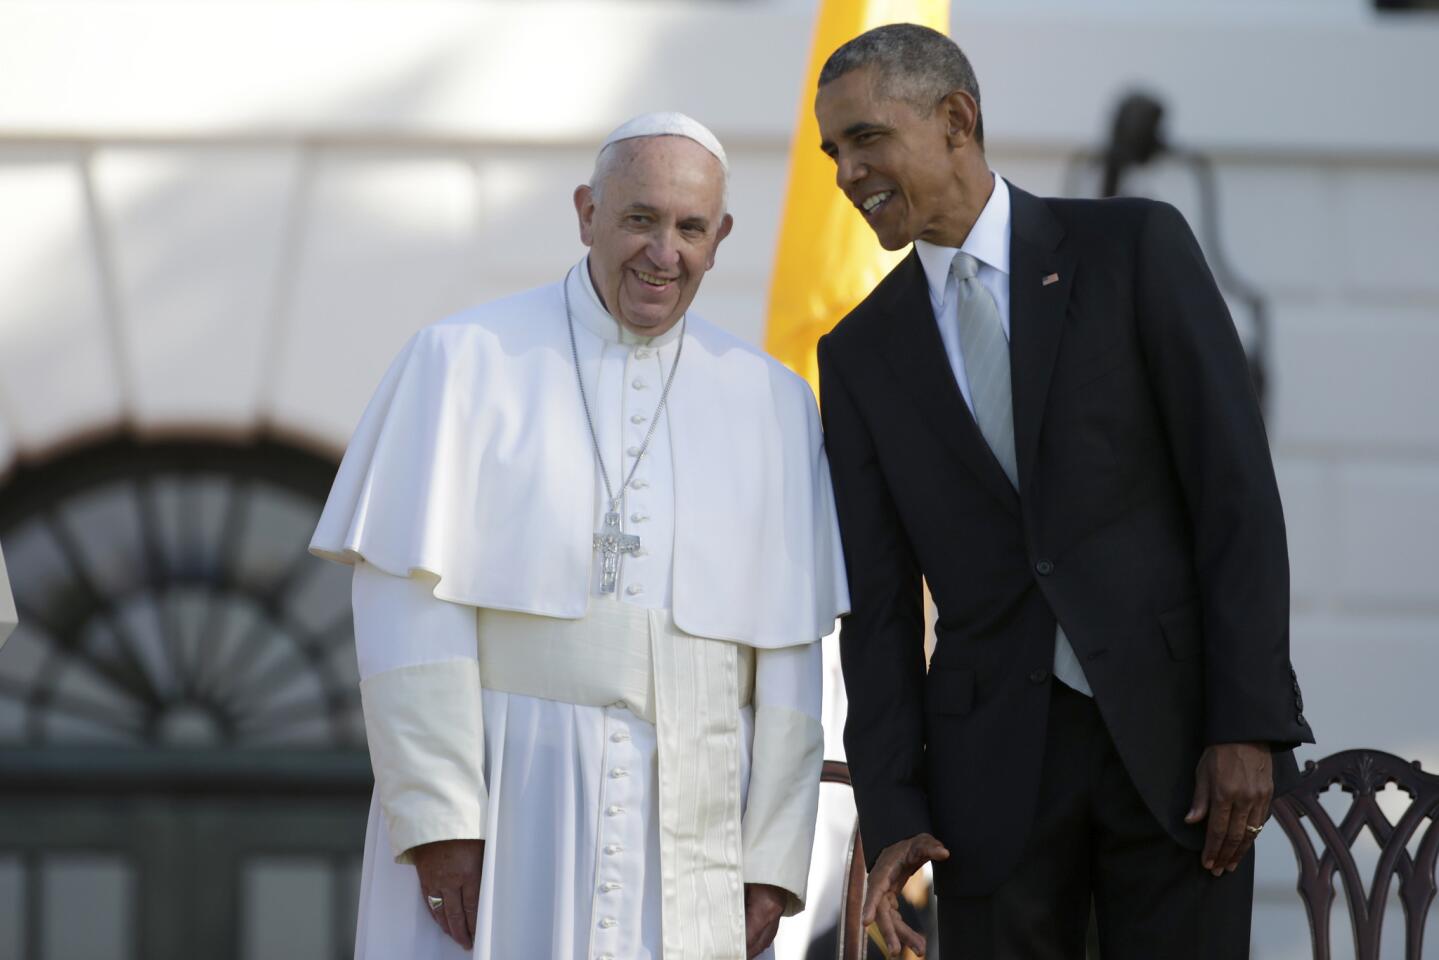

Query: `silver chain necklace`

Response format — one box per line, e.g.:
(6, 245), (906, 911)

(564, 267), (686, 593)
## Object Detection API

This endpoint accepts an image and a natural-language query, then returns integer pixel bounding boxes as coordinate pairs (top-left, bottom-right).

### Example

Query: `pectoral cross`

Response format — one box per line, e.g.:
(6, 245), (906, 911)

(594, 508), (640, 594)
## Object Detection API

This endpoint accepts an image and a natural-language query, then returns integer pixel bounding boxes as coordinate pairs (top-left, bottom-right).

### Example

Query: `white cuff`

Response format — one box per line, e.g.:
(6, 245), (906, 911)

(742, 703), (825, 915)
(359, 660), (487, 863)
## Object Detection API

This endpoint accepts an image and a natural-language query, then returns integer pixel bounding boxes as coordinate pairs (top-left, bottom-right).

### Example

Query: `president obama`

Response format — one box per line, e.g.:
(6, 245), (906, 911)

(815, 24), (1313, 959)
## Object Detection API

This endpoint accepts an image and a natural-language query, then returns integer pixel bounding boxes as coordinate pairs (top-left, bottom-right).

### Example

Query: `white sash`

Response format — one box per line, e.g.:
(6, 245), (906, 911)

(477, 599), (752, 960)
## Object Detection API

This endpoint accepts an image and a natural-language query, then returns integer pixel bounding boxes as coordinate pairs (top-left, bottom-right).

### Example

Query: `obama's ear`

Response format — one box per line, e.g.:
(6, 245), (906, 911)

(942, 90), (981, 150)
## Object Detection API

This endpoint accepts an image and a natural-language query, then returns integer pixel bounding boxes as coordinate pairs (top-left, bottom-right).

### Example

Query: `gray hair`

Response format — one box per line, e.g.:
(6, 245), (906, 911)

(818, 23), (984, 146)
(589, 136), (730, 213)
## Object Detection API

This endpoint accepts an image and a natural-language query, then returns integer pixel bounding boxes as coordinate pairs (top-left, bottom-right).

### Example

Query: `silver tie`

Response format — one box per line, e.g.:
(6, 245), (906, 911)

(951, 252), (1018, 487)
(949, 252), (1093, 697)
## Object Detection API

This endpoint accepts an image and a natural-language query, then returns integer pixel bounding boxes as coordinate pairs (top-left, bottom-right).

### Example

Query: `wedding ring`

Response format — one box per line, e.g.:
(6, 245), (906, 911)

(427, 894), (445, 911)
(1245, 823), (1263, 836)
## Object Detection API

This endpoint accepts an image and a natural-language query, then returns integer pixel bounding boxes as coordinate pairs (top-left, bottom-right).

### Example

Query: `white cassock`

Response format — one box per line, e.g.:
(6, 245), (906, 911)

(311, 260), (850, 959)
(0, 541), (17, 649)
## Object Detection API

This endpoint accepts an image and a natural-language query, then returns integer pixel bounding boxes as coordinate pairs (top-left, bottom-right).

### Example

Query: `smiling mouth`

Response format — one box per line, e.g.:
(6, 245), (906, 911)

(633, 269), (676, 289)
(860, 190), (894, 217)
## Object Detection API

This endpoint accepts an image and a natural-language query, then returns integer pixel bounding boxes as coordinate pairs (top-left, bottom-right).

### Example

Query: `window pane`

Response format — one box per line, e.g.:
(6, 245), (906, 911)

(41, 854), (134, 960)
(0, 856), (22, 960)
(242, 858), (333, 960)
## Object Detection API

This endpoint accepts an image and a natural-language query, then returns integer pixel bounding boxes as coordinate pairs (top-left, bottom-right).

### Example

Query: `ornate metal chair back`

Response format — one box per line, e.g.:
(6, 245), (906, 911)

(1271, 749), (1439, 960)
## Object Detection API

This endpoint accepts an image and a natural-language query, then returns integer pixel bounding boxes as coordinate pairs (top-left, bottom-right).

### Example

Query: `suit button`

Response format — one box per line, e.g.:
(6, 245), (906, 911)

(1029, 669), (1050, 683)
(1035, 560), (1054, 576)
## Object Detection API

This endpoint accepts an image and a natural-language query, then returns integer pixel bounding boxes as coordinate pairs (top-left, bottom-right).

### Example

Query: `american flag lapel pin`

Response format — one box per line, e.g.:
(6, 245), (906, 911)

(1042, 272), (1060, 286)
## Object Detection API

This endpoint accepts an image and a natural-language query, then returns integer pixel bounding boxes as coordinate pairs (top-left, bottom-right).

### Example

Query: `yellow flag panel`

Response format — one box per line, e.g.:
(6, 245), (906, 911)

(764, 0), (951, 393)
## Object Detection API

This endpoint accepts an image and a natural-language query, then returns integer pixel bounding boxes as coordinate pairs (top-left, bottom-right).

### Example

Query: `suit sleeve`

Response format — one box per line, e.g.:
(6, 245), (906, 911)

(1133, 202), (1313, 750)
(817, 336), (932, 867)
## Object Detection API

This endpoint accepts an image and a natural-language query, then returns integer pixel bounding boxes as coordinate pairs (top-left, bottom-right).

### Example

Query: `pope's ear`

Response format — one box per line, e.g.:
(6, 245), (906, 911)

(574, 184), (597, 246)
(708, 213), (735, 268)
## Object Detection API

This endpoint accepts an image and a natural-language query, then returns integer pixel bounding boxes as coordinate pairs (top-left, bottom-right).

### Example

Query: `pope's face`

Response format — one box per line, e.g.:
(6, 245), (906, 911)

(815, 66), (956, 251)
(575, 137), (733, 337)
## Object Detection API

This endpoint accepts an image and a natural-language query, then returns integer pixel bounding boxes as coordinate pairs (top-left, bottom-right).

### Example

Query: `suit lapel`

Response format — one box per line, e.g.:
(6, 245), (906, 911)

(879, 250), (1020, 514)
(1007, 184), (1075, 498)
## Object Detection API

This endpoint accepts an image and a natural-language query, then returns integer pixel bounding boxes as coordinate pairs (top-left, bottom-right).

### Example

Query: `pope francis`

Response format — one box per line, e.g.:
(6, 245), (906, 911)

(310, 113), (848, 960)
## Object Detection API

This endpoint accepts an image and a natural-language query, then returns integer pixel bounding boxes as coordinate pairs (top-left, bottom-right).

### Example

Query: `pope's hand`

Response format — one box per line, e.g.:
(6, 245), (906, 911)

(412, 839), (484, 950)
(744, 882), (787, 958)
(862, 833), (949, 958)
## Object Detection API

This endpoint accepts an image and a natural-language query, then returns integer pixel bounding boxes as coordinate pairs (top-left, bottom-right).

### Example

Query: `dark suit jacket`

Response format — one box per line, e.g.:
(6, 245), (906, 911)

(817, 183), (1314, 898)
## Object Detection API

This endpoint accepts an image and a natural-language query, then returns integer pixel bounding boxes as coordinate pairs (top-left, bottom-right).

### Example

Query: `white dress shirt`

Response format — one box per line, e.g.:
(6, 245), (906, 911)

(914, 171), (1013, 416)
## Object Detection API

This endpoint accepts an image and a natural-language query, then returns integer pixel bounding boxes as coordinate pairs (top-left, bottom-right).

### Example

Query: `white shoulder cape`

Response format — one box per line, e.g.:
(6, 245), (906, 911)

(310, 280), (849, 648)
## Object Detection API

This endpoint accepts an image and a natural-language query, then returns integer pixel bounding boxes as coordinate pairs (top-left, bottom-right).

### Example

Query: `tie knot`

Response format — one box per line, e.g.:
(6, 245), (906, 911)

(950, 252), (981, 282)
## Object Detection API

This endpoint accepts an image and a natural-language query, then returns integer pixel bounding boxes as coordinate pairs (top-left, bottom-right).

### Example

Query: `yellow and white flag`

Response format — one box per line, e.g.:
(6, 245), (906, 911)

(764, 0), (950, 393)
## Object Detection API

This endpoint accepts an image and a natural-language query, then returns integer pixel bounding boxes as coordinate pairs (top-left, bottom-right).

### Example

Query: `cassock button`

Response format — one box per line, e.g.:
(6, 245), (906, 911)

(600, 881), (622, 893)
(630, 478), (648, 490)
(631, 413), (647, 424)
(610, 730), (630, 743)
(626, 584), (644, 596)
(635, 348), (652, 359)
(598, 917), (618, 929)
(603, 844), (623, 855)
(632, 378), (648, 390)
(630, 512), (648, 523)
(1035, 560), (1055, 576)
(626, 446), (642, 457)
(605, 804), (624, 817)
(1029, 669), (1050, 684)
(609, 767), (629, 779)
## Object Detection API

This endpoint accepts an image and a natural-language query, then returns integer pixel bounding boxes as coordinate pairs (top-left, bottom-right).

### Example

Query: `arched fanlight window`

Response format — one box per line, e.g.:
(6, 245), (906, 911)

(0, 435), (368, 960)
(0, 436), (361, 750)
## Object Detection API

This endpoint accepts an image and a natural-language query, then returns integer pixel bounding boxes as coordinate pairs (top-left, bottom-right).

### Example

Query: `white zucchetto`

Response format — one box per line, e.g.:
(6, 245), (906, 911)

(600, 112), (728, 172)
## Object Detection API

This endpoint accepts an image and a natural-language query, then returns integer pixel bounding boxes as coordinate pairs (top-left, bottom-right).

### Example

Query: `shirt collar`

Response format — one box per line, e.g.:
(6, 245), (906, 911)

(913, 173), (1012, 306)
(567, 257), (686, 348)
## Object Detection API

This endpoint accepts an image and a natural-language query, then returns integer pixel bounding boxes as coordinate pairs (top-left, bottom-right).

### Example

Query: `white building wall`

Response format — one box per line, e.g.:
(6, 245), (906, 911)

(0, 2), (1435, 956)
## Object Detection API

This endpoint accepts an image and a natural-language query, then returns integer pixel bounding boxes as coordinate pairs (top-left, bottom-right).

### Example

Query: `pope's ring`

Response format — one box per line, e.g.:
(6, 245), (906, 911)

(427, 895), (445, 911)
(1245, 824), (1263, 836)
